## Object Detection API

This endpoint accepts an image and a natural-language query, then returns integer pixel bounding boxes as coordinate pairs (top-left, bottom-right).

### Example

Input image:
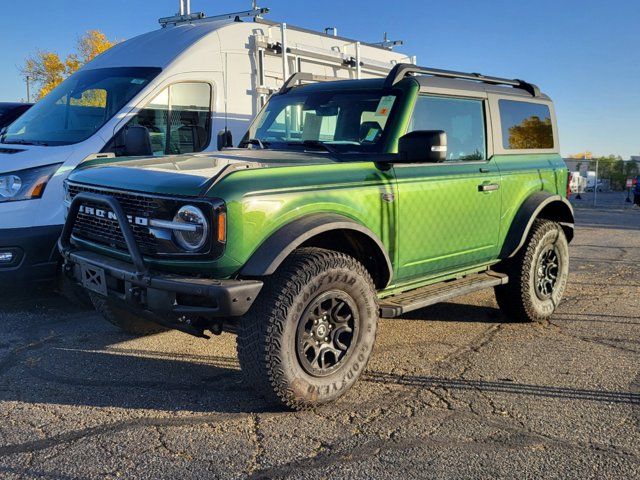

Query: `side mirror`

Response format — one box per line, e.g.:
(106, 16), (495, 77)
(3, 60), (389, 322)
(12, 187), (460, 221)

(217, 129), (233, 150)
(398, 130), (447, 163)
(122, 125), (152, 157)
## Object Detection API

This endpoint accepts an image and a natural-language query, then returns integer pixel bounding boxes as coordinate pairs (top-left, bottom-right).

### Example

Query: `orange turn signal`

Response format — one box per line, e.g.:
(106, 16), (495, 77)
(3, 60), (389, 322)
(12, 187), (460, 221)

(217, 212), (227, 243)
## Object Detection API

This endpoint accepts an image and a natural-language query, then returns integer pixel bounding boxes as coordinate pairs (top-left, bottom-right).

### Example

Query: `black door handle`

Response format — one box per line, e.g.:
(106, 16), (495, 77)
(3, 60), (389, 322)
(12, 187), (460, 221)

(479, 168), (490, 173)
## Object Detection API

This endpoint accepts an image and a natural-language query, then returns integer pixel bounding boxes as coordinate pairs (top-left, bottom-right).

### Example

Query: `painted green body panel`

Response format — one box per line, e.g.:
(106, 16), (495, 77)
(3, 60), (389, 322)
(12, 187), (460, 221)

(493, 153), (566, 249)
(392, 158), (502, 282)
(209, 161), (395, 272)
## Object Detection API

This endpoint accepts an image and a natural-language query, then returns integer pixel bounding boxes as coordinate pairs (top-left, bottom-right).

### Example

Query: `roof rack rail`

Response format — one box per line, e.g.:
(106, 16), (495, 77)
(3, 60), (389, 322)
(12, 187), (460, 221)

(278, 72), (341, 94)
(384, 64), (541, 97)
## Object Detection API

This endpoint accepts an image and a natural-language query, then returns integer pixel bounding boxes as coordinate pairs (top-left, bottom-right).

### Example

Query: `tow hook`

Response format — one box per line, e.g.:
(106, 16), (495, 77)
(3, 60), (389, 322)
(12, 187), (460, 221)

(63, 261), (75, 278)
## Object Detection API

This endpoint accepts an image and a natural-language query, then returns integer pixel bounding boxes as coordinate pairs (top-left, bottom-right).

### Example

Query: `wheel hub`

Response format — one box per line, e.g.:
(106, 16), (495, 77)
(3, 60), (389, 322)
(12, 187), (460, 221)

(296, 291), (359, 377)
(535, 246), (560, 299)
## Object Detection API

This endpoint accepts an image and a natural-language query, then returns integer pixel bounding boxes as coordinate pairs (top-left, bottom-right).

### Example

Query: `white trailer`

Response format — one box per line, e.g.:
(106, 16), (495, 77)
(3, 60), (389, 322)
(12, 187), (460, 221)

(0, 3), (415, 285)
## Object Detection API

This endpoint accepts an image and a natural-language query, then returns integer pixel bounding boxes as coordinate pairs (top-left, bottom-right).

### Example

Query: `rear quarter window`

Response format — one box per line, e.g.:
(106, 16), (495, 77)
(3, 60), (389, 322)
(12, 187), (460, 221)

(499, 100), (554, 150)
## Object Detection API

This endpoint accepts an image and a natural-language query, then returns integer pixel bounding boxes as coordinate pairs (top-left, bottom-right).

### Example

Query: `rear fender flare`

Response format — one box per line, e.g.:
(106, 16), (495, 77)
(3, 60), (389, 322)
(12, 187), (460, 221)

(500, 192), (574, 259)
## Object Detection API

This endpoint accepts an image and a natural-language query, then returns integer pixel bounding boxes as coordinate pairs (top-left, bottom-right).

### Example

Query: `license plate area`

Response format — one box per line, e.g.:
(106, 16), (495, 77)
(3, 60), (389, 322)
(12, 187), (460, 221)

(80, 264), (108, 296)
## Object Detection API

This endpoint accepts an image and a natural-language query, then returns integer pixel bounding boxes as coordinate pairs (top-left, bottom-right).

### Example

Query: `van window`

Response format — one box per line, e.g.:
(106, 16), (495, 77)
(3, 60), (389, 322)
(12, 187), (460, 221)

(1, 67), (161, 147)
(121, 82), (211, 156)
(499, 100), (554, 150)
(407, 96), (486, 161)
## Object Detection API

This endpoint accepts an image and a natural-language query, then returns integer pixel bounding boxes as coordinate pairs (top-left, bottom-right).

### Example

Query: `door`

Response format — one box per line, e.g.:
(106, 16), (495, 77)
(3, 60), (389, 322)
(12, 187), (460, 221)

(393, 94), (502, 283)
(104, 82), (213, 157)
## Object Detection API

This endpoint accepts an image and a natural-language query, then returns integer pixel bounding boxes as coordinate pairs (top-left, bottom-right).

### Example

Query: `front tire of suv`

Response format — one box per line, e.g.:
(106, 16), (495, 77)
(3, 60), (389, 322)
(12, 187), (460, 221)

(494, 219), (569, 322)
(89, 293), (170, 336)
(236, 248), (379, 410)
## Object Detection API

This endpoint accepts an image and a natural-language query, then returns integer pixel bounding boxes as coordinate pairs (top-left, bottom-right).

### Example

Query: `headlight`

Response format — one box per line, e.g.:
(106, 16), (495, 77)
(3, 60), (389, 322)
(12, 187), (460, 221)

(0, 163), (62, 203)
(172, 205), (209, 252)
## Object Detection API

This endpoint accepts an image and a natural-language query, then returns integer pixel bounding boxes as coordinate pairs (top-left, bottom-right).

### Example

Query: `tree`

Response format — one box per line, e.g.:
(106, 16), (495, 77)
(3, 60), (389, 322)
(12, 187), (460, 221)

(569, 151), (593, 160)
(507, 116), (554, 149)
(21, 30), (117, 100)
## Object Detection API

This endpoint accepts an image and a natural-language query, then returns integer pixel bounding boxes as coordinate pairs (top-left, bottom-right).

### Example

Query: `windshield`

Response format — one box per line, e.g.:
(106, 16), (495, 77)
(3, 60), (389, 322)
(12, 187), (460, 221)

(1, 67), (161, 146)
(243, 90), (398, 153)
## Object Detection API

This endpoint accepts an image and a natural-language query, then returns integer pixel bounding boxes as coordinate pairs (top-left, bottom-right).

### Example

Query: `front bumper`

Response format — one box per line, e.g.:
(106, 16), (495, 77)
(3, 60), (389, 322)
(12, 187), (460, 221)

(0, 225), (62, 286)
(59, 192), (263, 328)
(63, 249), (263, 319)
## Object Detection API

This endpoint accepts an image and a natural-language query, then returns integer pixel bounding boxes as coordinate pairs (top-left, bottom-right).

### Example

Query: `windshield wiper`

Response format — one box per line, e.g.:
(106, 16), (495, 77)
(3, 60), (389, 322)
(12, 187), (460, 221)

(295, 140), (338, 154)
(242, 138), (269, 149)
(1, 139), (49, 146)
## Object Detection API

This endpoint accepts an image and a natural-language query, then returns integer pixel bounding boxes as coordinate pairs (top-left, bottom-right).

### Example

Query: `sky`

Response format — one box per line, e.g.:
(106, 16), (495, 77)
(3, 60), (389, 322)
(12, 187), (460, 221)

(0, 0), (638, 158)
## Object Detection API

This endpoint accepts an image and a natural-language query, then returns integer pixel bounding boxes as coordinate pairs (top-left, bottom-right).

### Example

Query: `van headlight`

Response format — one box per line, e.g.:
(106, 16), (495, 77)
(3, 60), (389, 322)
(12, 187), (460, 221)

(0, 163), (62, 203)
(172, 205), (209, 252)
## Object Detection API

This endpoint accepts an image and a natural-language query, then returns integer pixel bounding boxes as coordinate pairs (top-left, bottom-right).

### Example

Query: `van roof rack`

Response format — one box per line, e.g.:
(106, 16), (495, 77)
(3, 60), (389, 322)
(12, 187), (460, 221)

(384, 64), (541, 97)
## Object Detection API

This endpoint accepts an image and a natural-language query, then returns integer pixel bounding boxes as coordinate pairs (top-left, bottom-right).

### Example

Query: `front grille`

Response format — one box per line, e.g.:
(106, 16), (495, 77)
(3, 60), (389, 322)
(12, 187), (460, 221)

(68, 183), (165, 255)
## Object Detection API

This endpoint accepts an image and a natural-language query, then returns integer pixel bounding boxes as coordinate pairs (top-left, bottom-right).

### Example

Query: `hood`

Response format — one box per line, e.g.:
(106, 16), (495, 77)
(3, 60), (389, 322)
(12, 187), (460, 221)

(0, 144), (75, 172)
(68, 148), (336, 197)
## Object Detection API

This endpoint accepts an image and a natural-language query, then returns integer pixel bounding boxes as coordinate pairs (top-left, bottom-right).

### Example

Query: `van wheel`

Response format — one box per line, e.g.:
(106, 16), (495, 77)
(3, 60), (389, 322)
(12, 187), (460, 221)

(236, 248), (378, 410)
(495, 219), (569, 322)
(89, 293), (170, 336)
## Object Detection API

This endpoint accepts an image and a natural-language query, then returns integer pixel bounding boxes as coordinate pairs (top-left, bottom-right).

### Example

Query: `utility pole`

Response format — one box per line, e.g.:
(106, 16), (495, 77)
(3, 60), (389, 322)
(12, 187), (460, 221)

(26, 76), (30, 103)
(593, 157), (599, 207)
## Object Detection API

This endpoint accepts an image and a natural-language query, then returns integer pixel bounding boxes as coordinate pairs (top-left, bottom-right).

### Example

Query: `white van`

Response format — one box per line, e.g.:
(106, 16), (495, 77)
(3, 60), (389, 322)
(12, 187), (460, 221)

(0, 5), (413, 285)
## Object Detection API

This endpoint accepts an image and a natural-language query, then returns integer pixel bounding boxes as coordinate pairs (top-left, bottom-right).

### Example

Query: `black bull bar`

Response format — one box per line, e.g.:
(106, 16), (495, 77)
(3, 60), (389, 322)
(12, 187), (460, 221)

(58, 192), (263, 331)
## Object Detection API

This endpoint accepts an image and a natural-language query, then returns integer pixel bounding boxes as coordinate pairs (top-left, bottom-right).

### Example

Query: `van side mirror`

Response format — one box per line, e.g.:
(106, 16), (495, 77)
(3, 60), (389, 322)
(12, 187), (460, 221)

(398, 130), (447, 163)
(217, 129), (233, 150)
(122, 126), (152, 157)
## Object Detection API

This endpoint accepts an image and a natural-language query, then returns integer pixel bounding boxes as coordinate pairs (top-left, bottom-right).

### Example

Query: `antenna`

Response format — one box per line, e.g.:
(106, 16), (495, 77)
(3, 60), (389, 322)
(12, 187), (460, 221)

(373, 32), (404, 50)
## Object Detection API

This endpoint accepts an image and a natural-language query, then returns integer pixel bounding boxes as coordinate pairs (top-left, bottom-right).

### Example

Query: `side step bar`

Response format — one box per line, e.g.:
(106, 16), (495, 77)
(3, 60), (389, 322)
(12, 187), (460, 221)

(379, 271), (508, 318)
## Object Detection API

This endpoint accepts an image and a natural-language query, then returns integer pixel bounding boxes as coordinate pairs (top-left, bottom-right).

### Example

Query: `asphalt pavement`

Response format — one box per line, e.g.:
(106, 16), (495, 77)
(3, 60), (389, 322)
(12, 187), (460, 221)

(0, 192), (638, 479)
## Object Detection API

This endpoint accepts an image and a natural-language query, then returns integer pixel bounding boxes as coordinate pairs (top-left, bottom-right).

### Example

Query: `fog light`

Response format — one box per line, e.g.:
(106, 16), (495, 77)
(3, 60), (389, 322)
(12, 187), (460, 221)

(0, 252), (14, 263)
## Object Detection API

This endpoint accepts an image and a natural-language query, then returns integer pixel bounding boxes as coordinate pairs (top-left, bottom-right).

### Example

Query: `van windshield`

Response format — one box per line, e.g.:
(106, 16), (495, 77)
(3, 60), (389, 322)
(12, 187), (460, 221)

(1, 67), (161, 147)
(242, 90), (398, 153)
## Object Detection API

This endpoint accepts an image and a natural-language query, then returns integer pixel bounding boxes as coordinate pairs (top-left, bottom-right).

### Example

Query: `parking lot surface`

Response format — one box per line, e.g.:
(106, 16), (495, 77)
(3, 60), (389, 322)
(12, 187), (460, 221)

(0, 193), (638, 479)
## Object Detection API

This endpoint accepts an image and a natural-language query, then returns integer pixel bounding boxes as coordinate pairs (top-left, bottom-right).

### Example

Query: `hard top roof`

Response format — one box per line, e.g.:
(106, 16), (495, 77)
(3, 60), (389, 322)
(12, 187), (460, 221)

(284, 67), (551, 101)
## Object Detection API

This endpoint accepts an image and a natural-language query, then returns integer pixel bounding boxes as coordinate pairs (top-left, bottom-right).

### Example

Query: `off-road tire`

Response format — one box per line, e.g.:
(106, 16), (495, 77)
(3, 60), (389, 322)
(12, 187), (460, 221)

(494, 219), (569, 322)
(236, 248), (379, 410)
(89, 293), (170, 336)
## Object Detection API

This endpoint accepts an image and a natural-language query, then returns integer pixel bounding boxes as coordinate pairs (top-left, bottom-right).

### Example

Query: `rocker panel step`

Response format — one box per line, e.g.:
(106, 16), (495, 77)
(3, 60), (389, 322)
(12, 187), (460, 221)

(379, 271), (508, 318)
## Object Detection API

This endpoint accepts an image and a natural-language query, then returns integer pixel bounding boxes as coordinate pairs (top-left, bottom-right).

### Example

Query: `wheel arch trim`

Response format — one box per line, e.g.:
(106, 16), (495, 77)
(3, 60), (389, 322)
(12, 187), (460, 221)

(239, 213), (393, 287)
(500, 192), (574, 259)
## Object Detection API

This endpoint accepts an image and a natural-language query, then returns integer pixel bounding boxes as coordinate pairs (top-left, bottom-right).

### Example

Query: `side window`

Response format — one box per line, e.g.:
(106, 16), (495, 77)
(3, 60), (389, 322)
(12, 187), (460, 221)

(169, 83), (212, 154)
(499, 100), (553, 150)
(407, 96), (486, 161)
(117, 82), (211, 156)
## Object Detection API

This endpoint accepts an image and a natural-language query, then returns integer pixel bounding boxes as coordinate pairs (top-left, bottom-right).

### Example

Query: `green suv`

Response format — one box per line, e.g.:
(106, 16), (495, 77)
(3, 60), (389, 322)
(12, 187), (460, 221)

(60, 64), (574, 409)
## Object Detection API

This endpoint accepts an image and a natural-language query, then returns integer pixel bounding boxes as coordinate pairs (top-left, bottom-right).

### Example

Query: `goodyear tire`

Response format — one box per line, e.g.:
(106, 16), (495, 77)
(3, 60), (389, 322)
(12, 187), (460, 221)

(236, 248), (378, 410)
(495, 219), (569, 322)
(89, 293), (170, 336)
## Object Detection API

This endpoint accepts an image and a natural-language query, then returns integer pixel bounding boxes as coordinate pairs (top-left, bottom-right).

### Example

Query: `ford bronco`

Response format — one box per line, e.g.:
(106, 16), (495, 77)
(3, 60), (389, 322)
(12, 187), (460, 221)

(59, 64), (574, 409)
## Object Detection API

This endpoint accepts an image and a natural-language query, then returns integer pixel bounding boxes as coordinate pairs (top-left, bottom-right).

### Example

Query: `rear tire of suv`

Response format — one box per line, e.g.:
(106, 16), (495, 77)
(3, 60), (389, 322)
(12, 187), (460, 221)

(236, 248), (378, 410)
(494, 219), (569, 322)
(89, 293), (170, 336)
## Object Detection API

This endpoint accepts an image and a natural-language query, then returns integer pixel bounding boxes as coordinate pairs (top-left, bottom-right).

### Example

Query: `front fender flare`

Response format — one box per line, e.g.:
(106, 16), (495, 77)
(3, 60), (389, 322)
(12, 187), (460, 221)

(239, 213), (393, 285)
(500, 192), (575, 259)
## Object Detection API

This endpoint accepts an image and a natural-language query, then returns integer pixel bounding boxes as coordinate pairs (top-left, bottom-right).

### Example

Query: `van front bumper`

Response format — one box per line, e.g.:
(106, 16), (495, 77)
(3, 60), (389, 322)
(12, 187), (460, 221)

(0, 225), (61, 286)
